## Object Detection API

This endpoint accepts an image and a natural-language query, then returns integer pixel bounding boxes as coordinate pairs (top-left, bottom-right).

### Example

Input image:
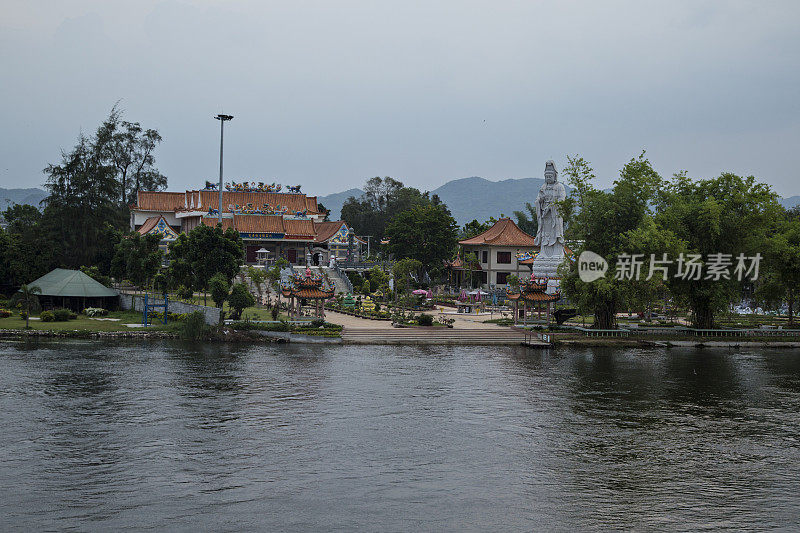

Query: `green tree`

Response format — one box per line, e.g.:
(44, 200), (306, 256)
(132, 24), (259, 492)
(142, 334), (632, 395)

(12, 284), (41, 329)
(229, 283), (255, 319)
(209, 273), (230, 309)
(512, 203), (538, 236)
(392, 258), (423, 298)
(758, 214), (800, 324)
(656, 172), (780, 328)
(80, 265), (112, 287)
(341, 176), (442, 242)
(167, 224), (244, 305)
(41, 133), (127, 269)
(385, 204), (458, 276)
(560, 152), (665, 329)
(110, 233), (162, 290)
(460, 218), (494, 239)
(247, 266), (266, 303)
(94, 104), (167, 205)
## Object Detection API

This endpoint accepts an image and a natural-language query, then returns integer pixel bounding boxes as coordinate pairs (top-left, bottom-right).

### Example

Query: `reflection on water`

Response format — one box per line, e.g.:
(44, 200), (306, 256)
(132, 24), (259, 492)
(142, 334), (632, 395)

(0, 340), (798, 531)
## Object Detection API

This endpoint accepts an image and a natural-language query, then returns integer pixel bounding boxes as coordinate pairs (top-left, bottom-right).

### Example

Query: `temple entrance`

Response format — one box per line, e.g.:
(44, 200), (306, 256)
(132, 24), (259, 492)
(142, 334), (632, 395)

(313, 252), (320, 266)
(287, 249), (297, 264)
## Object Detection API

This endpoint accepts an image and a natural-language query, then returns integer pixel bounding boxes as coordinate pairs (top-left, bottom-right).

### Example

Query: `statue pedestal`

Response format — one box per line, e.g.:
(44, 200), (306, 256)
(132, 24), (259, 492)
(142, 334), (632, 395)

(532, 244), (565, 294)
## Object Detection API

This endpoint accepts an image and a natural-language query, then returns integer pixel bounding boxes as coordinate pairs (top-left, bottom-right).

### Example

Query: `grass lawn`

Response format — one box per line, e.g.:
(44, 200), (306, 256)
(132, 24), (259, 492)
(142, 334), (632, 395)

(0, 310), (178, 332)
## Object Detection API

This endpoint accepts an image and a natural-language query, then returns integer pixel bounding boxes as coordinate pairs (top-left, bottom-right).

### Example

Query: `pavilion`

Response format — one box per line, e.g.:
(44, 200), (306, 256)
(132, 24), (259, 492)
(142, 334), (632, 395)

(26, 268), (119, 312)
(280, 269), (335, 319)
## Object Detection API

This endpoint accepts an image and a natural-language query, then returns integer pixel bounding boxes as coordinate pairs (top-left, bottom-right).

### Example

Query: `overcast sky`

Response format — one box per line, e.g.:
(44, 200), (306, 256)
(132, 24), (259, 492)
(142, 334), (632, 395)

(1, 0), (799, 197)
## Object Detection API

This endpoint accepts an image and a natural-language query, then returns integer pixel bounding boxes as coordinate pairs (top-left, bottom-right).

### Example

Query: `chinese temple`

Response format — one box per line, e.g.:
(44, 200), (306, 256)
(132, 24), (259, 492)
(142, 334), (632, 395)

(131, 182), (365, 266)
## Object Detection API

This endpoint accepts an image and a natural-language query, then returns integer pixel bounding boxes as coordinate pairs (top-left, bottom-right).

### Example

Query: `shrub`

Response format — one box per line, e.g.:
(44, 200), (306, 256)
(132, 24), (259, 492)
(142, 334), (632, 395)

(0, 309), (11, 318)
(40, 311), (55, 322)
(417, 314), (433, 326)
(228, 283), (255, 320)
(19, 311), (27, 319)
(180, 311), (209, 340)
(311, 318), (325, 328)
(53, 309), (72, 322)
(177, 285), (194, 301)
(271, 306), (279, 320)
(84, 307), (108, 317)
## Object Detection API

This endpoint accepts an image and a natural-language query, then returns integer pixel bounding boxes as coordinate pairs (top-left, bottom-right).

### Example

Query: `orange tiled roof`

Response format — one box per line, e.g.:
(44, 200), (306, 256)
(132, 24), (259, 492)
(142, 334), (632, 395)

(313, 221), (344, 242)
(507, 291), (560, 302)
(137, 216), (161, 234)
(293, 288), (335, 299)
(283, 219), (316, 238)
(458, 218), (538, 247)
(198, 191), (317, 214)
(201, 217), (235, 230)
(136, 191), (186, 211)
(305, 196), (319, 213)
(234, 214), (285, 234)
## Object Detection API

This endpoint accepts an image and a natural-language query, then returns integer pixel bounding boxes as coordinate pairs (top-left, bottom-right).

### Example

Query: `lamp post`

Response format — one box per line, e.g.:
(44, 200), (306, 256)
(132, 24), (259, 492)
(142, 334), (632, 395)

(214, 114), (233, 226)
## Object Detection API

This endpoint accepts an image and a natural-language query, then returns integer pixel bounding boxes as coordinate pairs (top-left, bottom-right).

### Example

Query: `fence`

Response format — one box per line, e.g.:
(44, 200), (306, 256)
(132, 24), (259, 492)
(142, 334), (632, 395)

(120, 293), (221, 325)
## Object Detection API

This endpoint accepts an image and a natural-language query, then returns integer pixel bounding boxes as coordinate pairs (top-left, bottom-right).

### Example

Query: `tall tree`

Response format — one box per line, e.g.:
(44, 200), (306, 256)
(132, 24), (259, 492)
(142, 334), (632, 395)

(656, 172), (780, 328)
(167, 224), (244, 305)
(385, 204), (458, 277)
(94, 105), (167, 205)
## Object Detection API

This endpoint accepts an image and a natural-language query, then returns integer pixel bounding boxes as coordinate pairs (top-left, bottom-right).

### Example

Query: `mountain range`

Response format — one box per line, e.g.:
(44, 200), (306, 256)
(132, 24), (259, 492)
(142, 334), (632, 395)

(0, 187), (48, 210)
(2, 183), (799, 227)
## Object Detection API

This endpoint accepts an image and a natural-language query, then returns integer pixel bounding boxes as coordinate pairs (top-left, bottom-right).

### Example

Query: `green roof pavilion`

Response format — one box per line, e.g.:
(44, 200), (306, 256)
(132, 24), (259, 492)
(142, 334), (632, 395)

(25, 268), (119, 311)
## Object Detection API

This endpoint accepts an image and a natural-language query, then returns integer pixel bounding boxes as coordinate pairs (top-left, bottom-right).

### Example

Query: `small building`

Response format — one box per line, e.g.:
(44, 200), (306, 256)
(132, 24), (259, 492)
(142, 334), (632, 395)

(26, 268), (119, 311)
(457, 218), (539, 289)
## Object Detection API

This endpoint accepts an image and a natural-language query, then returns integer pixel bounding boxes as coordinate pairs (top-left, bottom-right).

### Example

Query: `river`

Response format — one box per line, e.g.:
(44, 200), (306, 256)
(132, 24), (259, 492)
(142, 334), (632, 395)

(1, 341), (798, 531)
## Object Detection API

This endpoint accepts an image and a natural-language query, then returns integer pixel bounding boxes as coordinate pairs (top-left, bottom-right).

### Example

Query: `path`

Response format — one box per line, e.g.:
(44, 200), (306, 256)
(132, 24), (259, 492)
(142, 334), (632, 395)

(324, 309), (546, 346)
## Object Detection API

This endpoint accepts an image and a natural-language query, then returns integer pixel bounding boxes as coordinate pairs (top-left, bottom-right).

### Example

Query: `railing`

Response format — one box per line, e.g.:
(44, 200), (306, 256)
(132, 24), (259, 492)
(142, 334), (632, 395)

(331, 263), (354, 293)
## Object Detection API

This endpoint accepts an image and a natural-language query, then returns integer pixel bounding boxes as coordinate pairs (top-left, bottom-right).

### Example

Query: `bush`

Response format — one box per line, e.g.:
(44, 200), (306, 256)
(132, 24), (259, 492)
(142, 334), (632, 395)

(84, 307), (108, 317)
(53, 309), (72, 322)
(417, 314), (433, 326)
(177, 285), (194, 301)
(271, 306), (279, 320)
(180, 311), (209, 340)
(0, 309), (11, 318)
(18, 311), (27, 319)
(40, 310), (55, 322)
(311, 318), (325, 327)
(228, 283), (255, 320)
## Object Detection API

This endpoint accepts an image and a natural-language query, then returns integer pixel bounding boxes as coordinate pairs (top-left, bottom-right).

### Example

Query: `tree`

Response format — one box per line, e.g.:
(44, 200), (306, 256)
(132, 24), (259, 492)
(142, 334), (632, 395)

(94, 104), (167, 205)
(758, 214), (800, 324)
(385, 204), (458, 276)
(316, 202), (330, 221)
(460, 218), (493, 239)
(341, 176), (440, 242)
(392, 258), (423, 297)
(656, 172), (780, 328)
(167, 224), (244, 305)
(110, 233), (162, 291)
(209, 273), (230, 309)
(80, 265), (112, 287)
(13, 284), (41, 329)
(512, 203), (538, 236)
(247, 266), (266, 303)
(41, 133), (127, 269)
(229, 283), (255, 319)
(463, 251), (479, 289)
(560, 152), (665, 328)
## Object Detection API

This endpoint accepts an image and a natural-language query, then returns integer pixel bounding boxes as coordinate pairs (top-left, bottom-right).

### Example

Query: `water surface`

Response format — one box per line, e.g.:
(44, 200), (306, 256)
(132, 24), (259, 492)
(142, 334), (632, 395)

(1, 341), (798, 531)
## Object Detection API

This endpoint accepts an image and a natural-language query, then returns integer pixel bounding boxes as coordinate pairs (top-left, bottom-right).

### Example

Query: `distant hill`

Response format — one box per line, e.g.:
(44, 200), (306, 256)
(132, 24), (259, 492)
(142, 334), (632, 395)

(430, 177), (562, 225)
(318, 188), (364, 220)
(322, 178), (800, 226)
(0, 187), (47, 210)
(780, 196), (800, 210)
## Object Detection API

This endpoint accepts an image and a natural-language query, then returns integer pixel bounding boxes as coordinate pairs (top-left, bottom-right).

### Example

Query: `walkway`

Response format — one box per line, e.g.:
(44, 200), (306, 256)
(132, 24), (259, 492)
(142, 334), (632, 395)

(325, 310), (546, 345)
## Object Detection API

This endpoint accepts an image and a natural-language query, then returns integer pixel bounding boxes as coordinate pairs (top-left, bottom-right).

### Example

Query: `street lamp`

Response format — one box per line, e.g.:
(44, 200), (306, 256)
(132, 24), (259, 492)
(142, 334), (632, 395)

(214, 113), (234, 225)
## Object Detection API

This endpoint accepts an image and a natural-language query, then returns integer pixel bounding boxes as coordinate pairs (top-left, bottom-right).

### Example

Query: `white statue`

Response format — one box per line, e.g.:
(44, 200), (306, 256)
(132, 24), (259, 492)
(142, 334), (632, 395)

(532, 160), (566, 285)
(534, 160), (566, 252)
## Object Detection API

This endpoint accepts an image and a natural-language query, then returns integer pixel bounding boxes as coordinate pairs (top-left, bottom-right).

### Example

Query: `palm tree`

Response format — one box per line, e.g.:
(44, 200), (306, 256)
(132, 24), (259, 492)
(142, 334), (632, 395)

(15, 284), (41, 329)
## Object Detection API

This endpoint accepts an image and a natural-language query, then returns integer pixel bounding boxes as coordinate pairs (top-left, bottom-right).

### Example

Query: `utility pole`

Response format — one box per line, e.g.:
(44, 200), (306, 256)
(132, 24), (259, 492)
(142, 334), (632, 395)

(214, 114), (233, 226)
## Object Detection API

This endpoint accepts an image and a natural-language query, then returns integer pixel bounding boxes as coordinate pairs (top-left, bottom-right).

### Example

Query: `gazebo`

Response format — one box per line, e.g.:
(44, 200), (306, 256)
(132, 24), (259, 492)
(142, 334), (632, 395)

(25, 268), (119, 312)
(506, 275), (560, 325)
(280, 268), (335, 319)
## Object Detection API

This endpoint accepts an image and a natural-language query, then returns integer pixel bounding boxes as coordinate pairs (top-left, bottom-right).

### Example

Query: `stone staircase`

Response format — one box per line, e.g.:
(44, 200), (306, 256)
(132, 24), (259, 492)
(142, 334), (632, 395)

(340, 326), (544, 345)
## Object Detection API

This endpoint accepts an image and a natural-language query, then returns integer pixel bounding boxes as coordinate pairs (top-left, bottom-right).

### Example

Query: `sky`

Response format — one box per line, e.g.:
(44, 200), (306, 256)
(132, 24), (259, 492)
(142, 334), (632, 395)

(1, 0), (799, 197)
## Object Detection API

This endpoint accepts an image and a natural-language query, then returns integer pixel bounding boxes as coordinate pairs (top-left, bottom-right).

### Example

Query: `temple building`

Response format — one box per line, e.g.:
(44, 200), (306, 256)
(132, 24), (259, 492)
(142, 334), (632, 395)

(456, 218), (540, 288)
(131, 184), (364, 266)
